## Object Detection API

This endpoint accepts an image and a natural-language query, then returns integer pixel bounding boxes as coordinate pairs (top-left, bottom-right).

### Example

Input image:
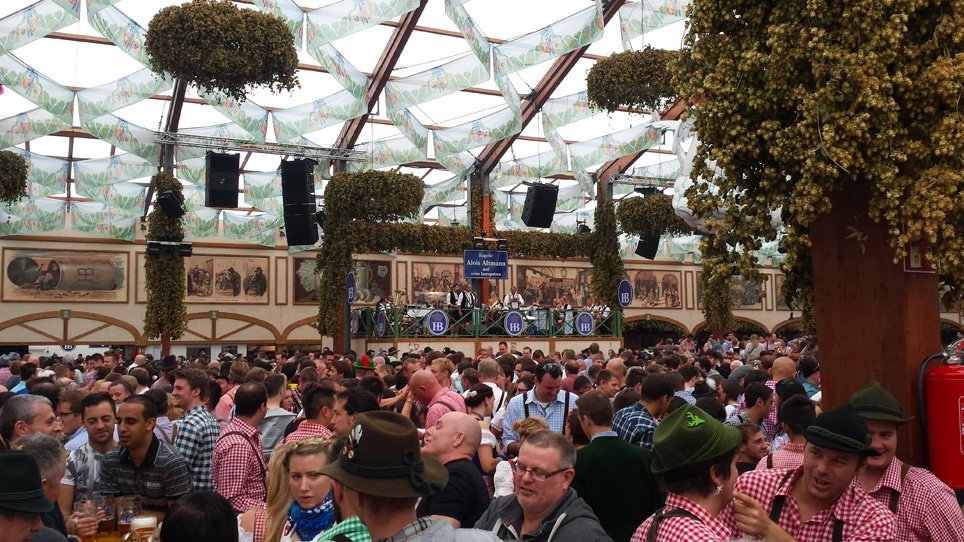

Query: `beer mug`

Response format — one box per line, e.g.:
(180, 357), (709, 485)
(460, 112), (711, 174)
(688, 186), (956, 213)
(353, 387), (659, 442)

(72, 500), (97, 542)
(116, 496), (141, 536)
(131, 514), (158, 542)
(94, 494), (115, 534)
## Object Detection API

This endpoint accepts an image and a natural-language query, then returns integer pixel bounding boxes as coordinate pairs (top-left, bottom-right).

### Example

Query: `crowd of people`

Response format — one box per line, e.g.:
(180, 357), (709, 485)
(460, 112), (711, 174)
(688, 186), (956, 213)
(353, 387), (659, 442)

(0, 336), (961, 542)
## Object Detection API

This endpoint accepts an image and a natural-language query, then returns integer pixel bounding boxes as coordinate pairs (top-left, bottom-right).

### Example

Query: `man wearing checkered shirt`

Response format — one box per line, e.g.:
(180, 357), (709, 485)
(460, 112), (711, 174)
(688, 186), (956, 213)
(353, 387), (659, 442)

(612, 373), (675, 449)
(720, 404), (896, 541)
(212, 382), (269, 513)
(171, 367), (220, 492)
(852, 382), (964, 541)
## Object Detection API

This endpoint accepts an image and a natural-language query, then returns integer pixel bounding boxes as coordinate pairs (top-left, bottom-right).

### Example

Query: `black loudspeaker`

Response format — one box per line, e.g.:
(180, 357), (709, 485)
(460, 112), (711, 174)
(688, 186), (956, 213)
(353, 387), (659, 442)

(521, 183), (559, 228)
(156, 190), (184, 217)
(281, 159), (319, 246)
(205, 152), (240, 208)
(635, 235), (660, 260)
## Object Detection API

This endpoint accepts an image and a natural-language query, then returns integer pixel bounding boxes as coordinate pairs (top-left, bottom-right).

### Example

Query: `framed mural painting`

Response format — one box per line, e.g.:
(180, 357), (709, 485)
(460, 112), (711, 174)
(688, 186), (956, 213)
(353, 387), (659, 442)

(294, 258), (392, 305)
(2, 248), (129, 303)
(630, 270), (682, 309)
(412, 262), (499, 306)
(695, 272), (764, 310)
(515, 265), (592, 308)
(185, 255), (270, 304)
(774, 275), (791, 311)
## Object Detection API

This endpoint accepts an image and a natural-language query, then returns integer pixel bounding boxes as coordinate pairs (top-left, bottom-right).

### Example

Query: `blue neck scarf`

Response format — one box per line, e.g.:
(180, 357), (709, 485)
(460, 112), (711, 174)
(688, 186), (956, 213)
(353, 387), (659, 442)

(287, 490), (334, 541)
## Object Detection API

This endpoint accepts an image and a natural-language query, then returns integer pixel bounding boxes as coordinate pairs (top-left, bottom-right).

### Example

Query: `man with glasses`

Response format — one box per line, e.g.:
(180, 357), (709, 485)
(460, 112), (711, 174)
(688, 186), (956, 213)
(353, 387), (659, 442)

(475, 431), (611, 541)
(58, 390), (89, 451)
(500, 363), (575, 457)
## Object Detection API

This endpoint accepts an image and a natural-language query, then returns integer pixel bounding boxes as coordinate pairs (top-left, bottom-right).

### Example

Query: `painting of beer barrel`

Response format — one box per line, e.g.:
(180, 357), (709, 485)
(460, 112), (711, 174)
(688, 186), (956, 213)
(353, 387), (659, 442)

(2, 250), (127, 302)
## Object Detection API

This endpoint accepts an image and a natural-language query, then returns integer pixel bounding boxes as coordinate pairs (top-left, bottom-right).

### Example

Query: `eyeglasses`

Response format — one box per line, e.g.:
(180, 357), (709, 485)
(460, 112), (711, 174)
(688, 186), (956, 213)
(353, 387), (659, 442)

(510, 462), (569, 481)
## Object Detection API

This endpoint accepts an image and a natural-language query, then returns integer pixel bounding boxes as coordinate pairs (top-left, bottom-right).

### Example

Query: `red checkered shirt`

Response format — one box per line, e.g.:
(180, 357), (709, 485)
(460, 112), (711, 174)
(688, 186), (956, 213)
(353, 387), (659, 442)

(721, 467), (896, 541)
(282, 421), (332, 444)
(864, 458), (964, 542)
(755, 442), (806, 471)
(631, 492), (731, 542)
(211, 417), (268, 513)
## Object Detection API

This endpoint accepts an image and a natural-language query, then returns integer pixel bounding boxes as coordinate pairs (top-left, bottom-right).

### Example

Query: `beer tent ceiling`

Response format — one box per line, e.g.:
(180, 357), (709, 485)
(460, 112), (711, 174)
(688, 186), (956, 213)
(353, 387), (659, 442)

(0, 0), (690, 249)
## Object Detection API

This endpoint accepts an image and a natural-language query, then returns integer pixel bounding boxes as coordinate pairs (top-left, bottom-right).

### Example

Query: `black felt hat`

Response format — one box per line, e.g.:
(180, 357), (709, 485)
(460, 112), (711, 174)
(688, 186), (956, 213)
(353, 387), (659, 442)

(805, 404), (878, 456)
(850, 381), (913, 424)
(0, 451), (54, 514)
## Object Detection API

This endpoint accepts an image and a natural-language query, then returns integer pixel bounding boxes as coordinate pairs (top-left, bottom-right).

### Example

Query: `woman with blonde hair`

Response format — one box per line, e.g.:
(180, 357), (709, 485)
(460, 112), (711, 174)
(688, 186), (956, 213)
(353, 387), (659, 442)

(493, 416), (550, 497)
(239, 437), (338, 542)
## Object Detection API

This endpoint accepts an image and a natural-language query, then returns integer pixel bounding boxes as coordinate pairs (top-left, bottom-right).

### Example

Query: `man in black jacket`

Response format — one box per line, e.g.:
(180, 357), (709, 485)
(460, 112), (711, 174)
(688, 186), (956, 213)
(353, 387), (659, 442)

(475, 431), (612, 541)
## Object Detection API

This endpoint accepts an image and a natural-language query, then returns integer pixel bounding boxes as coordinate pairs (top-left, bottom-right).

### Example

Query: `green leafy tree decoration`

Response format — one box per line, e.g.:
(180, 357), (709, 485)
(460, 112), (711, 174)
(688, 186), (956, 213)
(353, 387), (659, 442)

(676, 0), (964, 321)
(143, 172), (187, 340)
(0, 151), (28, 204)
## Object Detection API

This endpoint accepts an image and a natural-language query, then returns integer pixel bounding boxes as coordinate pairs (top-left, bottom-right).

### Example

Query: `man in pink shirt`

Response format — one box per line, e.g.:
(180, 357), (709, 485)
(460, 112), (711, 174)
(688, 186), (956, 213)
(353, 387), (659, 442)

(408, 369), (465, 430)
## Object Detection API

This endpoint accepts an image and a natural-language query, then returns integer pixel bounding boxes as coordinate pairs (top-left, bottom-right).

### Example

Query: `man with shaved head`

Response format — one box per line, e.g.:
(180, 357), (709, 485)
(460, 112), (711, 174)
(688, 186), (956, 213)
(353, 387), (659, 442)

(418, 412), (489, 528)
(408, 369), (466, 430)
(763, 356), (798, 436)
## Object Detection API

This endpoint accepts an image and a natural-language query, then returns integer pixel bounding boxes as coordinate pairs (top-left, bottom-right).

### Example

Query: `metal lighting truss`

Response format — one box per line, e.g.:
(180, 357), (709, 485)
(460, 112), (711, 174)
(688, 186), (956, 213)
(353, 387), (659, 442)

(153, 132), (367, 162)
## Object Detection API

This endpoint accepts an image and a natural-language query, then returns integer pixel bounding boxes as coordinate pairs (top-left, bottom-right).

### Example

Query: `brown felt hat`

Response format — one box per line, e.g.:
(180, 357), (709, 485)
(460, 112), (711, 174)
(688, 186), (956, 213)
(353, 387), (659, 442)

(320, 411), (448, 498)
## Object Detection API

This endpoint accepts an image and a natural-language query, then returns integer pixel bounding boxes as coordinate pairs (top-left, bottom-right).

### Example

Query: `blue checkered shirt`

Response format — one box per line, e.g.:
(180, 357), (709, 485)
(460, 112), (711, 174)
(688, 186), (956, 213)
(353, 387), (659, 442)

(612, 402), (659, 449)
(501, 389), (575, 447)
(173, 405), (220, 492)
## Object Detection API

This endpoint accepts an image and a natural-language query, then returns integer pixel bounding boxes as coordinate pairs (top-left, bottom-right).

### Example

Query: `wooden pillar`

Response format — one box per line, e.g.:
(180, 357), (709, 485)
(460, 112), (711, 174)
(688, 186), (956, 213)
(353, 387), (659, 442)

(810, 179), (940, 467)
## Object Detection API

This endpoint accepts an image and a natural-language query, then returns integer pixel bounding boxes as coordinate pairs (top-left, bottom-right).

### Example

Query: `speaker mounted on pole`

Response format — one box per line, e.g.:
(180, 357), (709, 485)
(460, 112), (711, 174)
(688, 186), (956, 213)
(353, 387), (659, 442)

(281, 158), (319, 246)
(204, 151), (240, 208)
(521, 182), (559, 228)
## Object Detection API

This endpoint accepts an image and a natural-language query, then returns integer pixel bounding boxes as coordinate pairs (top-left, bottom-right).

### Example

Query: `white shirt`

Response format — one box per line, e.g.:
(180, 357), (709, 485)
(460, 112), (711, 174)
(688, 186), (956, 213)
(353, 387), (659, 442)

(503, 292), (524, 309)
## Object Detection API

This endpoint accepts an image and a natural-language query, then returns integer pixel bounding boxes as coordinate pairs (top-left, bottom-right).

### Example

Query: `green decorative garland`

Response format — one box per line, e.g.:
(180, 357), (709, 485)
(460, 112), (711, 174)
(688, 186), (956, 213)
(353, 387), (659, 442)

(0, 150), (28, 204)
(616, 194), (693, 238)
(143, 173), (187, 340)
(587, 48), (680, 113)
(146, 0), (299, 101)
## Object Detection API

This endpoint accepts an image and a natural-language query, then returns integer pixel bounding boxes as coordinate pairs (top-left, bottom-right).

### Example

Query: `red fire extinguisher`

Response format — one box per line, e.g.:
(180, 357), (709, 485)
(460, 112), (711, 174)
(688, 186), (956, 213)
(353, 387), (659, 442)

(920, 340), (964, 491)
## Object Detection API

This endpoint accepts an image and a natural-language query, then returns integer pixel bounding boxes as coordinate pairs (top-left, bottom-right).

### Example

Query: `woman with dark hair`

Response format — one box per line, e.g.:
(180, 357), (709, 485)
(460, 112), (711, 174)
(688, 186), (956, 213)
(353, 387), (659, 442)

(631, 404), (741, 541)
(161, 491), (237, 542)
(463, 383), (498, 494)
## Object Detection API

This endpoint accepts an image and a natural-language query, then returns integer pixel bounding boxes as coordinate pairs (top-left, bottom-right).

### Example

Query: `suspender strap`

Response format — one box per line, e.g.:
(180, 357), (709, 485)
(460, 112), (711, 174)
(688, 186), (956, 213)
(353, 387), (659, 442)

(832, 518), (844, 542)
(219, 431), (268, 481)
(645, 507), (701, 542)
(523, 391), (530, 418)
(495, 388), (508, 412)
(562, 391), (570, 436)
(888, 462), (912, 513)
(767, 453), (773, 469)
(767, 470), (797, 523)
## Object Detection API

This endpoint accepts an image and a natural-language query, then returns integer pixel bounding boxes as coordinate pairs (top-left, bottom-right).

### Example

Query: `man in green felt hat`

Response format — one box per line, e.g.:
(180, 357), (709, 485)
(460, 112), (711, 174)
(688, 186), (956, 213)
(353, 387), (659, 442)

(631, 404), (741, 541)
(0, 450), (54, 542)
(852, 381), (964, 541)
(320, 411), (499, 542)
(721, 403), (896, 541)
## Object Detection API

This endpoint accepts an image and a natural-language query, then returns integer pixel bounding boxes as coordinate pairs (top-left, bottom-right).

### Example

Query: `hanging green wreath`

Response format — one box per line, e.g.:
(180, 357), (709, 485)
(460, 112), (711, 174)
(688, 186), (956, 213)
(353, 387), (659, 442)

(587, 48), (680, 113)
(0, 150), (28, 204)
(146, 0), (299, 101)
(616, 194), (693, 237)
(144, 173), (187, 341)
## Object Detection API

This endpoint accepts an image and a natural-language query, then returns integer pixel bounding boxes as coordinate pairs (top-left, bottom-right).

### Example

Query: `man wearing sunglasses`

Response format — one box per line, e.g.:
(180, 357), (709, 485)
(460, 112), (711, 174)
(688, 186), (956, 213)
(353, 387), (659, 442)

(475, 431), (612, 541)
